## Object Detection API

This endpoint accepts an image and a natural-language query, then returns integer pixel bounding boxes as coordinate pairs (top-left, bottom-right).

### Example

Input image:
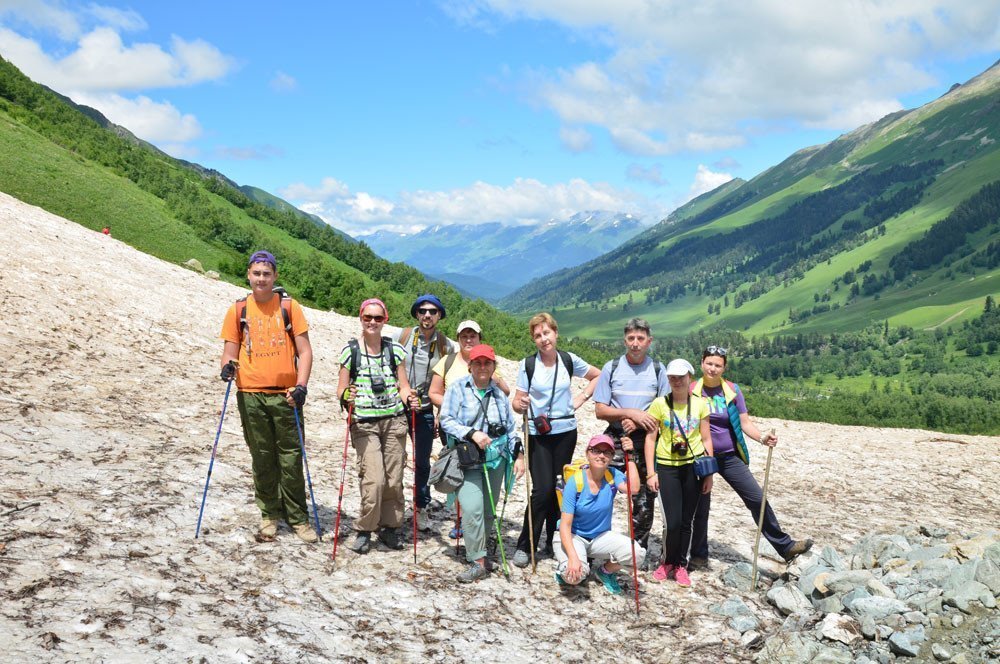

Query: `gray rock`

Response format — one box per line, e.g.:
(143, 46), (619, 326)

(915, 557), (958, 585)
(812, 593), (845, 614)
(842, 587), (872, 611)
(974, 554), (1000, 595)
(848, 596), (910, 621)
(865, 578), (895, 599)
(818, 545), (848, 572)
(722, 562), (753, 591)
(860, 616), (878, 640)
(943, 579), (991, 613)
(709, 596), (760, 634)
(818, 613), (861, 645)
(907, 588), (943, 613)
(904, 545), (952, 561)
(980, 591), (997, 609)
(184, 258), (204, 273)
(787, 549), (822, 578)
(754, 633), (820, 663)
(812, 645), (853, 663)
(799, 565), (834, 596)
(883, 613), (906, 631)
(930, 642), (951, 661)
(768, 584), (813, 616)
(888, 625), (925, 657)
(823, 570), (875, 595)
(876, 625), (893, 640)
(951, 613), (964, 628)
(903, 611), (928, 625)
(740, 630), (762, 648)
(781, 611), (815, 632)
(920, 525), (948, 539)
(205, 270), (220, 280)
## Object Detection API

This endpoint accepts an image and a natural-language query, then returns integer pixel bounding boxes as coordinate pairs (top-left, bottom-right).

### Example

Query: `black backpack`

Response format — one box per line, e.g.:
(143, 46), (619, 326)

(524, 349), (574, 388)
(347, 336), (399, 381)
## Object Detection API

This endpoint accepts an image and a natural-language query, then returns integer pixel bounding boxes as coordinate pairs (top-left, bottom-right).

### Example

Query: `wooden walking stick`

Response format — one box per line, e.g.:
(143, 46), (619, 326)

(523, 413), (536, 574)
(751, 429), (776, 590)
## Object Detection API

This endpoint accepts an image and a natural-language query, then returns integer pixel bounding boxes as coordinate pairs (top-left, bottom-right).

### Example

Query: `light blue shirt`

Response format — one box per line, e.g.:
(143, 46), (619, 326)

(515, 351), (590, 435)
(561, 467), (626, 539)
(592, 354), (669, 411)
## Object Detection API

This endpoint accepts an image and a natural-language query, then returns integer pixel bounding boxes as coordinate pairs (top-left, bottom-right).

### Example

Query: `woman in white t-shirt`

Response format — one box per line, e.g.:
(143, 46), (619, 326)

(510, 312), (600, 568)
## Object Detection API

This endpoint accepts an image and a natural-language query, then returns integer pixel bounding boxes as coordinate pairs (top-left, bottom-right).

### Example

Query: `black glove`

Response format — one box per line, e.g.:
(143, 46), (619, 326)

(220, 362), (236, 382)
(289, 384), (308, 408)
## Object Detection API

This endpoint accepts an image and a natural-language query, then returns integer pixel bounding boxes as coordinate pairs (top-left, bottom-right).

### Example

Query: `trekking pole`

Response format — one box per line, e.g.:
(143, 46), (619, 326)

(331, 403), (354, 563)
(623, 448), (641, 616)
(293, 404), (322, 541)
(482, 462), (511, 580)
(409, 408), (418, 565)
(523, 414), (536, 574)
(195, 378), (233, 538)
(751, 429), (776, 590)
(455, 501), (462, 556)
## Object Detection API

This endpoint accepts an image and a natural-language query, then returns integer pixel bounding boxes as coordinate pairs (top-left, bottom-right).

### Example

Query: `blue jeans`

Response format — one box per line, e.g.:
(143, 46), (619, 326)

(690, 452), (793, 559)
(409, 409), (435, 509)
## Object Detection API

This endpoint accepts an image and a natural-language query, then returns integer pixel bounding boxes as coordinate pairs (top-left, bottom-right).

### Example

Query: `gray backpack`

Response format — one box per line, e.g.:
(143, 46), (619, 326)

(429, 448), (464, 493)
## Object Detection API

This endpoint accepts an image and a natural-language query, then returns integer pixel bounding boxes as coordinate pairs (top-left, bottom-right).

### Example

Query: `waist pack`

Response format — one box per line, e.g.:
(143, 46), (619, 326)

(455, 440), (484, 469)
(693, 455), (719, 480)
(429, 448), (464, 493)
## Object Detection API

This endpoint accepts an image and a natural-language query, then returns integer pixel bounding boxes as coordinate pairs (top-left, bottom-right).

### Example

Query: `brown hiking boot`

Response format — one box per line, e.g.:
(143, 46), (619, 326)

(256, 518), (279, 542)
(782, 538), (813, 563)
(293, 523), (319, 543)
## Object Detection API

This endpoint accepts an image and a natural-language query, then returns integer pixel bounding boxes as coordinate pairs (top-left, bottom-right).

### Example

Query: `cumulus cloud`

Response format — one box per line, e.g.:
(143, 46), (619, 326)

(451, 1), (1000, 155)
(559, 126), (592, 152)
(269, 70), (297, 92)
(281, 176), (647, 235)
(70, 91), (202, 142)
(0, 0), (80, 40)
(684, 164), (734, 204)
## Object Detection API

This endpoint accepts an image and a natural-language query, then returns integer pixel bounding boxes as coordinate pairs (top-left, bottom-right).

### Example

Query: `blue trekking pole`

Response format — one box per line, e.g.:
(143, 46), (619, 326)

(293, 404), (323, 541)
(195, 379), (233, 539)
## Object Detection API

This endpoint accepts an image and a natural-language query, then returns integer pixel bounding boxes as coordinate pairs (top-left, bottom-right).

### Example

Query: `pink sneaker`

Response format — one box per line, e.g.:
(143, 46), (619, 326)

(652, 563), (674, 582)
(674, 566), (692, 587)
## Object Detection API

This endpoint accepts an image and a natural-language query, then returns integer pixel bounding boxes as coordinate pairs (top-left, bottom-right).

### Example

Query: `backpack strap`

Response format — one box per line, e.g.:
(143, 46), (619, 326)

(399, 326), (414, 348)
(236, 290), (294, 356)
(525, 354), (537, 388)
(526, 350), (575, 387)
(380, 336), (398, 376)
(558, 350), (573, 378)
(443, 352), (458, 376)
(348, 337), (398, 383)
(347, 338), (361, 383)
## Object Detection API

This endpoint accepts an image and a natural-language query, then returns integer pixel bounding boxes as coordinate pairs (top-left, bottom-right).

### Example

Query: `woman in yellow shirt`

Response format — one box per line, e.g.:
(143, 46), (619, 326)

(644, 358), (714, 587)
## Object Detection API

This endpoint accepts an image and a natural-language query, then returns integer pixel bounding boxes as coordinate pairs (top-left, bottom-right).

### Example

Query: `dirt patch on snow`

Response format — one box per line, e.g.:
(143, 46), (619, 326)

(1, 191), (998, 662)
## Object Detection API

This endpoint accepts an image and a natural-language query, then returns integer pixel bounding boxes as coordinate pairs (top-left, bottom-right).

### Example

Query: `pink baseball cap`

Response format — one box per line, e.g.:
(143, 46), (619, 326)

(587, 434), (616, 452)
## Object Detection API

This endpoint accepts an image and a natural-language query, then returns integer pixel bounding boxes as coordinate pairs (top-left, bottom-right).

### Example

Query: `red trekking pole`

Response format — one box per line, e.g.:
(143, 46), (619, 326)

(624, 448), (641, 616)
(410, 407), (418, 564)
(331, 403), (354, 563)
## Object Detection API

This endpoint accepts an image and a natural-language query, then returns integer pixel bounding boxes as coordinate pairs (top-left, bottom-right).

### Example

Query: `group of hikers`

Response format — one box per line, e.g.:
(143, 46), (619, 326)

(213, 250), (812, 593)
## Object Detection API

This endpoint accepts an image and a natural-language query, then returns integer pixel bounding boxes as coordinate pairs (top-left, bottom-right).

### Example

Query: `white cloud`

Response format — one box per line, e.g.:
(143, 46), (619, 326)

(0, 0), (80, 39)
(626, 163), (666, 186)
(86, 5), (146, 32)
(453, 1), (1000, 154)
(281, 175), (647, 235)
(559, 126), (592, 152)
(71, 91), (202, 142)
(269, 70), (298, 92)
(684, 164), (733, 204)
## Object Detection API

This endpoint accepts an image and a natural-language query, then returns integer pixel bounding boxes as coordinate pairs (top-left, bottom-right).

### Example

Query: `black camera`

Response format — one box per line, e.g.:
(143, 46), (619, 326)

(487, 423), (505, 438)
(370, 374), (387, 394)
(671, 442), (688, 455)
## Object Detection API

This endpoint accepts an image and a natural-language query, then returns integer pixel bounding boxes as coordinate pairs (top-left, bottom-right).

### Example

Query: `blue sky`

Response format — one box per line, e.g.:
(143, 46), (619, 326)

(2, 1), (1000, 236)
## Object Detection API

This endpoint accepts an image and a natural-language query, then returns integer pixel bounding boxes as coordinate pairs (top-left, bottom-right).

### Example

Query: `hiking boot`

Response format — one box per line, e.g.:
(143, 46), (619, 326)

(257, 518), (279, 541)
(674, 566), (692, 588)
(652, 563), (674, 582)
(292, 523), (318, 543)
(511, 549), (531, 568)
(594, 565), (624, 595)
(782, 538), (814, 563)
(416, 509), (431, 532)
(456, 562), (489, 584)
(378, 528), (404, 550)
(538, 542), (555, 559)
(688, 555), (710, 570)
(348, 532), (372, 554)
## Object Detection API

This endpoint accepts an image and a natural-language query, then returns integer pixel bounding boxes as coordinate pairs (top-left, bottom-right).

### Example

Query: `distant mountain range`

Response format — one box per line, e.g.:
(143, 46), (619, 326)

(363, 211), (647, 300)
(502, 61), (1000, 341)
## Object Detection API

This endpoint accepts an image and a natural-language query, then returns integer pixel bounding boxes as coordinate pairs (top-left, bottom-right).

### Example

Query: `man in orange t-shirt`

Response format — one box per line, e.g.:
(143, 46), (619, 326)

(219, 250), (316, 543)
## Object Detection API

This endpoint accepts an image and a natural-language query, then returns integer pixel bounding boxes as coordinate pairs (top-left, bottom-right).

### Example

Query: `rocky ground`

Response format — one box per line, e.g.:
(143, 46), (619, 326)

(1, 191), (998, 663)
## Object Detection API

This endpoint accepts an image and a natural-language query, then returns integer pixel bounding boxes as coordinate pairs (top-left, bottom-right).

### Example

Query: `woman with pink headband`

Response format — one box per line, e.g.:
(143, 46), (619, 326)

(337, 298), (416, 554)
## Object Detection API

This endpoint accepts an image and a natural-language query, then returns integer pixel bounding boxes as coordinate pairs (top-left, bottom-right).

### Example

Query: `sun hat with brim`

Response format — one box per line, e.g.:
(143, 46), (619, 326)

(665, 358), (695, 376)
(410, 294), (446, 319)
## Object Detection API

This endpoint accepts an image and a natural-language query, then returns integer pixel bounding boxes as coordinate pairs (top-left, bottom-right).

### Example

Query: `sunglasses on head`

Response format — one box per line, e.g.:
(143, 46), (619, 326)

(416, 307), (439, 316)
(704, 345), (728, 357)
(362, 314), (385, 323)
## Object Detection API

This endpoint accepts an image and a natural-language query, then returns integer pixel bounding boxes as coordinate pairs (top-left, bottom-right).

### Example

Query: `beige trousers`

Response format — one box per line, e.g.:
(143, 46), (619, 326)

(351, 415), (408, 531)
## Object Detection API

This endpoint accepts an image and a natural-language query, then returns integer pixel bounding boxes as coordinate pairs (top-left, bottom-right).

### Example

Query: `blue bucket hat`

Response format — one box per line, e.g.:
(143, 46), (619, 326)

(411, 294), (446, 319)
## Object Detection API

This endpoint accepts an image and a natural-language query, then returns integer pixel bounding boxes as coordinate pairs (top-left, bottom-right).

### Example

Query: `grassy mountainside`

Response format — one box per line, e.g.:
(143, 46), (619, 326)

(502, 64), (1000, 343)
(0, 56), (585, 362)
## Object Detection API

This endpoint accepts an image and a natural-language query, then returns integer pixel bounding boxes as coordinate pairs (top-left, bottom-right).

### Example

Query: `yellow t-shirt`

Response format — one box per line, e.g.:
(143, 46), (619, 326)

(220, 295), (308, 392)
(432, 353), (501, 391)
(647, 395), (710, 466)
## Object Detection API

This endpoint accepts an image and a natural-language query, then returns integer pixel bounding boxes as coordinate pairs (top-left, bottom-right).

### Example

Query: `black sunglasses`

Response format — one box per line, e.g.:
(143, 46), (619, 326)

(704, 345), (728, 357)
(362, 314), (385, 323)
(416, 307), (439, 316)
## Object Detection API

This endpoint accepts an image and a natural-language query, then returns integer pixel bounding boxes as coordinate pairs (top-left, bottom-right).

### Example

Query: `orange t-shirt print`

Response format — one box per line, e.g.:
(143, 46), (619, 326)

(220, 296), (309, 392)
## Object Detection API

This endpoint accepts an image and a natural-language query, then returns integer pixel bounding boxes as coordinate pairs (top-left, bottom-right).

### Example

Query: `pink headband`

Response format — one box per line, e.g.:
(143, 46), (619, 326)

(359, 298), (388, 320)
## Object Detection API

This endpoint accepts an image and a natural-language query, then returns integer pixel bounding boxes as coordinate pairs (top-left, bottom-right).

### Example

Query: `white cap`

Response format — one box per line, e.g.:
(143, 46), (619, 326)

(665, 358), (695, 376)
(456, 319), (481, 334)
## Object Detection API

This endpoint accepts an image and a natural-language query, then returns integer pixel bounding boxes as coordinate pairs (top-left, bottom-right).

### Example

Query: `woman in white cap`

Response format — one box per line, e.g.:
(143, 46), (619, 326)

(643, 358), (714, 587)
(555, 433), (643, 594)
(439, 344), (524, 583)
(428, 319), (509, 539)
